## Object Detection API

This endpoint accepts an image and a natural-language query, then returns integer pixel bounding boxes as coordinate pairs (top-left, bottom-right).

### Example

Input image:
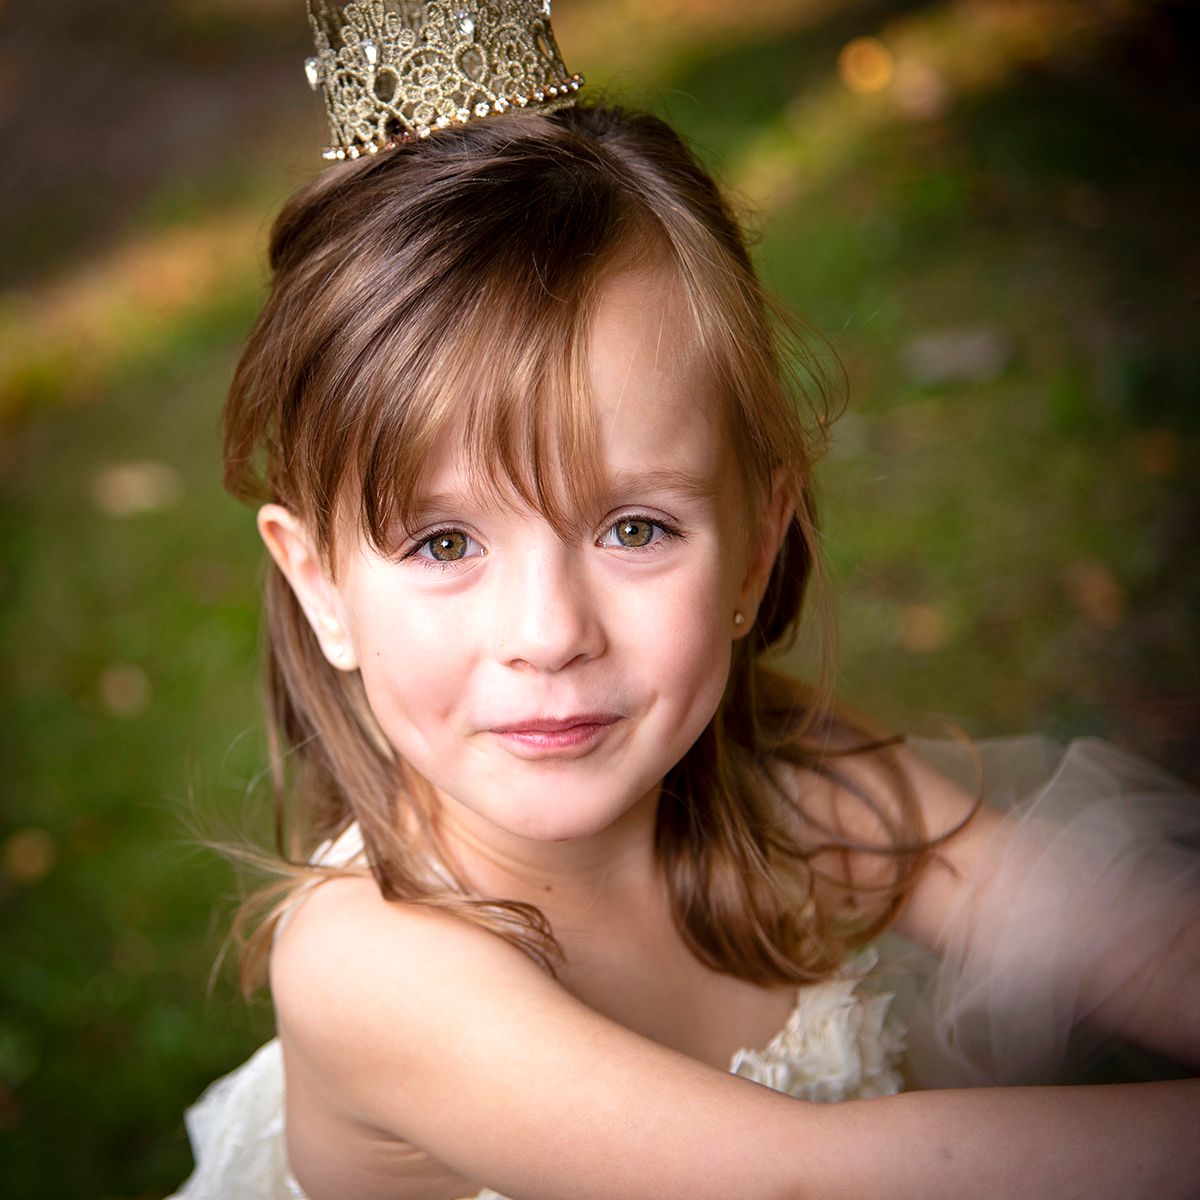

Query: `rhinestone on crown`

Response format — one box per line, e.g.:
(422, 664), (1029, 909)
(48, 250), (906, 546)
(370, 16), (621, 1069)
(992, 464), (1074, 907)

(305, 1), (584, 160)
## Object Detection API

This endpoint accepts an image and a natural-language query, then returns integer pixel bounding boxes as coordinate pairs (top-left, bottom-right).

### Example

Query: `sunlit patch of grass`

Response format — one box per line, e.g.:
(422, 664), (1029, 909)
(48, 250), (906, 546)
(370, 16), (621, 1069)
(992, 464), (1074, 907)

(0, 205), (277, 427)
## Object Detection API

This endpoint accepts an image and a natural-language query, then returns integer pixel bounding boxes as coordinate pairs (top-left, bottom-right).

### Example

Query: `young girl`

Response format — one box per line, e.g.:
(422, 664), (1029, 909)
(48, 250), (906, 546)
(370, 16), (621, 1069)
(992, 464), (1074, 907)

(174, 4), (1200, 1197)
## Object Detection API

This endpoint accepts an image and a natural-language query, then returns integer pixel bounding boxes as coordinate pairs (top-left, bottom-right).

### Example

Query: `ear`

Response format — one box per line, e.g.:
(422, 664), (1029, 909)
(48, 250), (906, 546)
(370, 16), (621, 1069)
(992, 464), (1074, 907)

(257, 504), (359, 671)
(733, 475), (795, 641)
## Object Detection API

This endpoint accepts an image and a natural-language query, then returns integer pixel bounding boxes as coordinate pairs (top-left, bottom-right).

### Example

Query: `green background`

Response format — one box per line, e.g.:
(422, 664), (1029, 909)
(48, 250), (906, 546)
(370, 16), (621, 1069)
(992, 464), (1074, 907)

(1, 1), (1197, 1195)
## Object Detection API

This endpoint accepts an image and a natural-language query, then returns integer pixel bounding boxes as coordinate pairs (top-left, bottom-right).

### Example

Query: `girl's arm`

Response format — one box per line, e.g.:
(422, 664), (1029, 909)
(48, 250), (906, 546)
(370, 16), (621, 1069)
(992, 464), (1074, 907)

(883, 746), (1200, 1069)
(273, 876), (1200, 1200)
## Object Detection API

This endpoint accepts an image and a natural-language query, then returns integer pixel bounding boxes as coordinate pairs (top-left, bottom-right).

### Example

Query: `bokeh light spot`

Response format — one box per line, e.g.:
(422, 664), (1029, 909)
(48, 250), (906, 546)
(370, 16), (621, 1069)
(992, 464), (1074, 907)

(894, 57), (950, 120)
(98, 663), (153, 718)
(900, 604), (946, 652)
(1062, 559), (1125, 630)
(2, 829), (57, 886)
(1132, 428), (1179, 478)
(838, 37), (895, 95)
(91, 462), (183, 518)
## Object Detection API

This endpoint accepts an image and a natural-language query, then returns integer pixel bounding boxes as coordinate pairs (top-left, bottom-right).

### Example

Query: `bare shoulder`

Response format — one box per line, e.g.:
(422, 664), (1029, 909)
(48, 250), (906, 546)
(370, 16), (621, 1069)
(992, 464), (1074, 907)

(271, 875), (553, 1198)
(272, 872), (523, 990)
(271, 873), (548, 1083)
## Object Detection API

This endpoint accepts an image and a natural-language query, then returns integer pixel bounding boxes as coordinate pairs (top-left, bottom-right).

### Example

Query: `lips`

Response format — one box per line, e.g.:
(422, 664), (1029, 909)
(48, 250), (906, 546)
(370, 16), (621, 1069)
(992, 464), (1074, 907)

(485, 712), (623, 757)
(489, 713), (621, 735)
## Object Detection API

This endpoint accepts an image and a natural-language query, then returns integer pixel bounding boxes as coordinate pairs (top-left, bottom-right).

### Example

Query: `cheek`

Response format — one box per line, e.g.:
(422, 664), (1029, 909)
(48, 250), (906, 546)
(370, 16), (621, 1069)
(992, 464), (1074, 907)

(347, 584), (471, 735)
(638, 555), (736, 707)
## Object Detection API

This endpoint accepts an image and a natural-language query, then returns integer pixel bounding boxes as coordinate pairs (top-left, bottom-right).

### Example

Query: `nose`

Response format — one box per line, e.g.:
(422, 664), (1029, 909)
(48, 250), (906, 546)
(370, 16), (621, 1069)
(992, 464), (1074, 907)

(494, 538), (605, 673)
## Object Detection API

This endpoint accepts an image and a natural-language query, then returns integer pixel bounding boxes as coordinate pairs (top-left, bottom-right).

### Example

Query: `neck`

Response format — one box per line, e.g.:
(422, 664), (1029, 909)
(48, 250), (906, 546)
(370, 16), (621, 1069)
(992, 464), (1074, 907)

(430, 783), (665, 923)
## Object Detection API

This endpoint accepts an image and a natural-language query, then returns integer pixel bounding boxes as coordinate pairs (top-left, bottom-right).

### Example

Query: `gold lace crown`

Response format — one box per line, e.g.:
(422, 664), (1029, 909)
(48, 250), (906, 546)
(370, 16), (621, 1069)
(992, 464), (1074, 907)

(305, 1), (583, 160)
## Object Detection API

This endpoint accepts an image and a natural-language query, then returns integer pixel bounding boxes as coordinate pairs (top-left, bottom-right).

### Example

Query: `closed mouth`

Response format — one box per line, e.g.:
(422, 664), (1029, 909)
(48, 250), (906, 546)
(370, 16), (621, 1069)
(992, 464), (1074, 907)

(488, 713), (621, 735)
(484, 714), (623, 757)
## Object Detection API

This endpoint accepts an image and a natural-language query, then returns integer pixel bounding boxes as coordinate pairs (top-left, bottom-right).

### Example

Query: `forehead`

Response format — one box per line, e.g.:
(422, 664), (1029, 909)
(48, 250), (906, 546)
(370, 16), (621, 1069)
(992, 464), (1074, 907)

(586, 264), (725, 474)
(426, 264), (727, 497)
(338, 258), (744, 559)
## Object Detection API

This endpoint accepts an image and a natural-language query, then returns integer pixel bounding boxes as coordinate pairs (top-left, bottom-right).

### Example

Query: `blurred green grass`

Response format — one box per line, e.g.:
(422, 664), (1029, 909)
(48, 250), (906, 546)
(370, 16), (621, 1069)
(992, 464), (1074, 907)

(1, 1), (1198, 1195)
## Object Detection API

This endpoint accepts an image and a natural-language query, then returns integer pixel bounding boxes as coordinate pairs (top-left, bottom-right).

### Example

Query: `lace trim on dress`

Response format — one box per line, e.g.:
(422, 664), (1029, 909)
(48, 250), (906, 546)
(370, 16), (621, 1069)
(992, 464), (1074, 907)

(730, 949), (906, 1102)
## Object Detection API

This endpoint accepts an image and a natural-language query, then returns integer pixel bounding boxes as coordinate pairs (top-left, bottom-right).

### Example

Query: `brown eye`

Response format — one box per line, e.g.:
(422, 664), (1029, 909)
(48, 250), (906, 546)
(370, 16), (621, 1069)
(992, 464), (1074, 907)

(428, 531), (469, 561)
(613, 519), (654, 548)
(599, 516), (678, 552)
(408, 527), (483, 567)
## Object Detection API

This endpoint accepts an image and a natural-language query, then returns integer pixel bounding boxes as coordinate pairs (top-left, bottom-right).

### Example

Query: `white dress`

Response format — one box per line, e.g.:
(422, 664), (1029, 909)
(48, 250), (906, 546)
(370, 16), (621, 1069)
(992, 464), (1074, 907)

(171, 736), (1200, 1199)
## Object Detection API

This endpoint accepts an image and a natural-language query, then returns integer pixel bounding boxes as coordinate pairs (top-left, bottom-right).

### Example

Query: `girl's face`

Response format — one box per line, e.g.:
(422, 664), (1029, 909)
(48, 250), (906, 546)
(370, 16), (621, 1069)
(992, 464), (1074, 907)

(265, 265), (786, 852)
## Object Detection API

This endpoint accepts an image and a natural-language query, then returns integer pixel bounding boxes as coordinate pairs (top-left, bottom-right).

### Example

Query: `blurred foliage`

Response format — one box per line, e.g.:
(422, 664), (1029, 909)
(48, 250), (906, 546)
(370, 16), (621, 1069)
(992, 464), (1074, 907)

(0, 0), (1197, 1195)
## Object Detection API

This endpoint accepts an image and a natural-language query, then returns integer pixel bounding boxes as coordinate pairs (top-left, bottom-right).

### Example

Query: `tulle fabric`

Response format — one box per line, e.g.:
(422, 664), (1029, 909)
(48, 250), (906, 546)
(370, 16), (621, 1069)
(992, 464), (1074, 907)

(172, 1039), (301, 1200)
(170, 736), (1200, 1197)
(896, 736), (1200, 1088)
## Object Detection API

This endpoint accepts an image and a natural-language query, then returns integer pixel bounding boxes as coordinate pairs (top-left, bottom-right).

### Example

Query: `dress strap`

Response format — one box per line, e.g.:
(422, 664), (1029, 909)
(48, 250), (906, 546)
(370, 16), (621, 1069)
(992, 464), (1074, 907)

(272, 822), (368, 944)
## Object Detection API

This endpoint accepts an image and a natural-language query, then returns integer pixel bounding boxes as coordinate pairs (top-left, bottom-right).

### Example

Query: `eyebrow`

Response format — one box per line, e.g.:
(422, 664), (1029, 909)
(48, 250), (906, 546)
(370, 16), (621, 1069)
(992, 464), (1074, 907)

(603, 467), (720, 503)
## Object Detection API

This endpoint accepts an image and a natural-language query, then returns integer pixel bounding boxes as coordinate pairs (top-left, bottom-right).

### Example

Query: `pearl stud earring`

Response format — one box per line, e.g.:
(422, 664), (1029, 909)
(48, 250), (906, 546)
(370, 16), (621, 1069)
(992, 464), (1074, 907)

(733, 612), (746, 627)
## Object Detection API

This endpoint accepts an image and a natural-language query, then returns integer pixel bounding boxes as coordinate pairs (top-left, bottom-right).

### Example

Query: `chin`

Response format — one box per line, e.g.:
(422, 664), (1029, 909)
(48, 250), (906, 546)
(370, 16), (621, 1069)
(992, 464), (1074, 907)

(481, 783), (650, 843)
(492, 807), (624, 844)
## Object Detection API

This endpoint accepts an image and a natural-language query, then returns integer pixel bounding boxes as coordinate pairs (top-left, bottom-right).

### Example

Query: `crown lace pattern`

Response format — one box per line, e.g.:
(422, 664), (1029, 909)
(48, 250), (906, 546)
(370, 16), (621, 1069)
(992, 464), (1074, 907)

(306, 1), (583, 159)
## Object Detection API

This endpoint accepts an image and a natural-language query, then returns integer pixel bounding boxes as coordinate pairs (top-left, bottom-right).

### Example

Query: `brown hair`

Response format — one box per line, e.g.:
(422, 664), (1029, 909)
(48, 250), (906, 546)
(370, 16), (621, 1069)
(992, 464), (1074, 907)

(224, 102), (932, 994)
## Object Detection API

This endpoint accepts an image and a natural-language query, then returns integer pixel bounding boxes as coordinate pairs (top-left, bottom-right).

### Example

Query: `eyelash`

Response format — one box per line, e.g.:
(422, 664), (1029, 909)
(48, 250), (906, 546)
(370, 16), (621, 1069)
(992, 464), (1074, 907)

(401, 515), (684, 570)
(598, 514), (683, 552)
(403, 527), (484, 571)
